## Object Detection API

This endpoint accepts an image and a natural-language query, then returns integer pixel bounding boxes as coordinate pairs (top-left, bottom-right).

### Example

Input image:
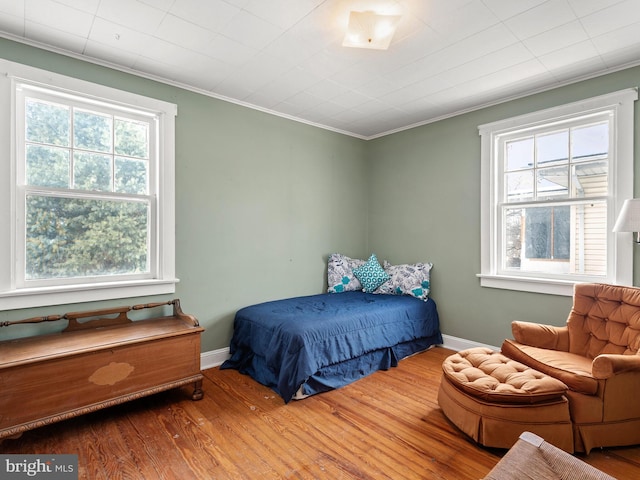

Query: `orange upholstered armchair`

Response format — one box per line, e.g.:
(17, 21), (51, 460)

(501, 283), (640, 453)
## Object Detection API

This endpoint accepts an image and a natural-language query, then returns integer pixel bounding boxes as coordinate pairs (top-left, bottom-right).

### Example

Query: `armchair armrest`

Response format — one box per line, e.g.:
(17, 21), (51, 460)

(592, 354), (640, 379)
(511, 321), (569, 351)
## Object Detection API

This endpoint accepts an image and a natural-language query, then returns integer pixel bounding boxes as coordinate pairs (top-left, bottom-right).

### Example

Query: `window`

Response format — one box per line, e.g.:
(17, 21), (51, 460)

(0, 60), (178, 309)
(478, 89), (637, 296)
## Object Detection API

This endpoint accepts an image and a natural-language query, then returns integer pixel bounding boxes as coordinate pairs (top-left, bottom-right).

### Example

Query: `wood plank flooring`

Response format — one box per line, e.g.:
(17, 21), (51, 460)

(2, 347), (640, 479)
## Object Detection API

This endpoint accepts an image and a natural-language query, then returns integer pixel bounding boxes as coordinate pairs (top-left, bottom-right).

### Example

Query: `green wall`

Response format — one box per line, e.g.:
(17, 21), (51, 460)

(0, 39), (368, 351)
(366, 65), (640, 347)
(1, 37), (639, 351)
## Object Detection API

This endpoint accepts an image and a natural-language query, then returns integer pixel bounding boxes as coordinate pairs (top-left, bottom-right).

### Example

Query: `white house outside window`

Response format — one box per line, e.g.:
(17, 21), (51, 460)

(478, 89), (637, 296)
(0, 60), (178, 310)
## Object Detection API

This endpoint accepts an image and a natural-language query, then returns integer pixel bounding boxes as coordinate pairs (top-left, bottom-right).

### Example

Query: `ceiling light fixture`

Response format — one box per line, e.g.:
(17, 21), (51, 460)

(342, 10), (401, 50)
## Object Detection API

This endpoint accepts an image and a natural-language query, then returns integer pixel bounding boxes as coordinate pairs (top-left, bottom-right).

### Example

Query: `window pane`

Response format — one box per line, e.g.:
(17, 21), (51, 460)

(525, 206), (570, 259)
(572, 201), (607, 276)
(537, 166), (568, 200)
(25, 195), (149, 280)
(502, 202), (607, 276)
(26, 145), (70, 188)
(73, 152), (112, 191)
(115, 157), (148, 195)
(525, 207), (553, 259)
(506, 170), (534, 202)
(536, 130), (568, 165)
(572, 160), (608, 197)
(73, 109), (112, 153)
(115, 118), (149, 159)
(506, 138), (533, 171)
(572, 123), (608, 160)
(25, 99), (70, 146)
(504, 207), (523, 269)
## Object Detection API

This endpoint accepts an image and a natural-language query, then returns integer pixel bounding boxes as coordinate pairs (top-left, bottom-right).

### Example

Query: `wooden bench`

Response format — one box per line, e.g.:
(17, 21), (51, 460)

(0, 299), (204, 440)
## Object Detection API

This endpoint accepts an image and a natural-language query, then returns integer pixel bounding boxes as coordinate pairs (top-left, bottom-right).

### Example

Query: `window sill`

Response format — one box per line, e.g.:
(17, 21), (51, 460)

(0, 278), (179, 311)
(476, 274), (576, 296)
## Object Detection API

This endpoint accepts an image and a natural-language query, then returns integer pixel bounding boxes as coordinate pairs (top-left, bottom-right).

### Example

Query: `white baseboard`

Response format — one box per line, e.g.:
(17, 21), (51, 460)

(440, 334), (500, 352)
(199, 335), (499, 371)
(201, 347), (230, 370)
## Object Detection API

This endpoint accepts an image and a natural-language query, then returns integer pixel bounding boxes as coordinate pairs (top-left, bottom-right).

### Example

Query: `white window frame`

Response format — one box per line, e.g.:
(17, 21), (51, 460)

(0, 60), (178, 310)
(478, 89), (637, 296)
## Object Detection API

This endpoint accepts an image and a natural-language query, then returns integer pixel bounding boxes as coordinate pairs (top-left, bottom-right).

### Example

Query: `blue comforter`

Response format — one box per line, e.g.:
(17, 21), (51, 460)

(221, 291), (442, 403)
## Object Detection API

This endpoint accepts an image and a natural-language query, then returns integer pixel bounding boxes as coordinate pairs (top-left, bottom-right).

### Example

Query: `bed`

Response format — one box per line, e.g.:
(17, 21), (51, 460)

(220, 291), (442, 403)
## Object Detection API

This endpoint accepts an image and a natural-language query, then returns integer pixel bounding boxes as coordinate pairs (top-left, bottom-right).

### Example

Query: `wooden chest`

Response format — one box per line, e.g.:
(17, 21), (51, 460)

(0, 300), (204, 440)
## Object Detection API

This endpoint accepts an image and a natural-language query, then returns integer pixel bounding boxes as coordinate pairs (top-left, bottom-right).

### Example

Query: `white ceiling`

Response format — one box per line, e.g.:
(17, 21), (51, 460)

(1, 0), (639, 139)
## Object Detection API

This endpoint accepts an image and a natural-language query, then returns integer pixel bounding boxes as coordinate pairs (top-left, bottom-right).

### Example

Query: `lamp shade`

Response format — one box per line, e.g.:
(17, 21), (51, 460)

(613, 199), (640, 232)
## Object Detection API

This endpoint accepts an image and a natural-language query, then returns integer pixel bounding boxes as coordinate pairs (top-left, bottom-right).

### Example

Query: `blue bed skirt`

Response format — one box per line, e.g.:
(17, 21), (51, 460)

(221, 291), (442, 403)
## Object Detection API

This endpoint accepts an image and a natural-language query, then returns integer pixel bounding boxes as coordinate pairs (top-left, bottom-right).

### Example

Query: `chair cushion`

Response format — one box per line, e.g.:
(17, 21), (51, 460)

(442, 347), (568, 404)
(502, 339), (598, 395)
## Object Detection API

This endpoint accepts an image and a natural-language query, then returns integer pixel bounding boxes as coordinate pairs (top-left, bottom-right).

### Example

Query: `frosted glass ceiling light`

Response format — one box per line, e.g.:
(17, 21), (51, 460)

(342, 10), (401, 50)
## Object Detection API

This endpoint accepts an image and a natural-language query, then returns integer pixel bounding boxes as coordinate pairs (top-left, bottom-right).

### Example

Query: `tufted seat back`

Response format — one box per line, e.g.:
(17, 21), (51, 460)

(567, 283), (640, 358)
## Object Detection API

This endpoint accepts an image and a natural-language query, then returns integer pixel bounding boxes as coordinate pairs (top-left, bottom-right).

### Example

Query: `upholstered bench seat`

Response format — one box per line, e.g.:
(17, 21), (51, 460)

(442, 347), (569, 403)
(438, 347), (574, 452)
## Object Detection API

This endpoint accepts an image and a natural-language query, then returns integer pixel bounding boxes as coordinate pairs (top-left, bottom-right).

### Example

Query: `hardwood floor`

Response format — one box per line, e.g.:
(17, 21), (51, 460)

(2, 347), (639, 479)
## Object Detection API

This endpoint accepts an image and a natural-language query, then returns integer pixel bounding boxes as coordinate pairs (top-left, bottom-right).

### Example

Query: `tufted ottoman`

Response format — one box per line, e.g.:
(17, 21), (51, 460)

(438, 347), (574, 452)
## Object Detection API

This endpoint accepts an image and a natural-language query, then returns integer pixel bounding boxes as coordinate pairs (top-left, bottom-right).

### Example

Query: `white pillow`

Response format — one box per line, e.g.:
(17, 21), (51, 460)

(375, 261), (432, 300)
(327, 253), (365, 293)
